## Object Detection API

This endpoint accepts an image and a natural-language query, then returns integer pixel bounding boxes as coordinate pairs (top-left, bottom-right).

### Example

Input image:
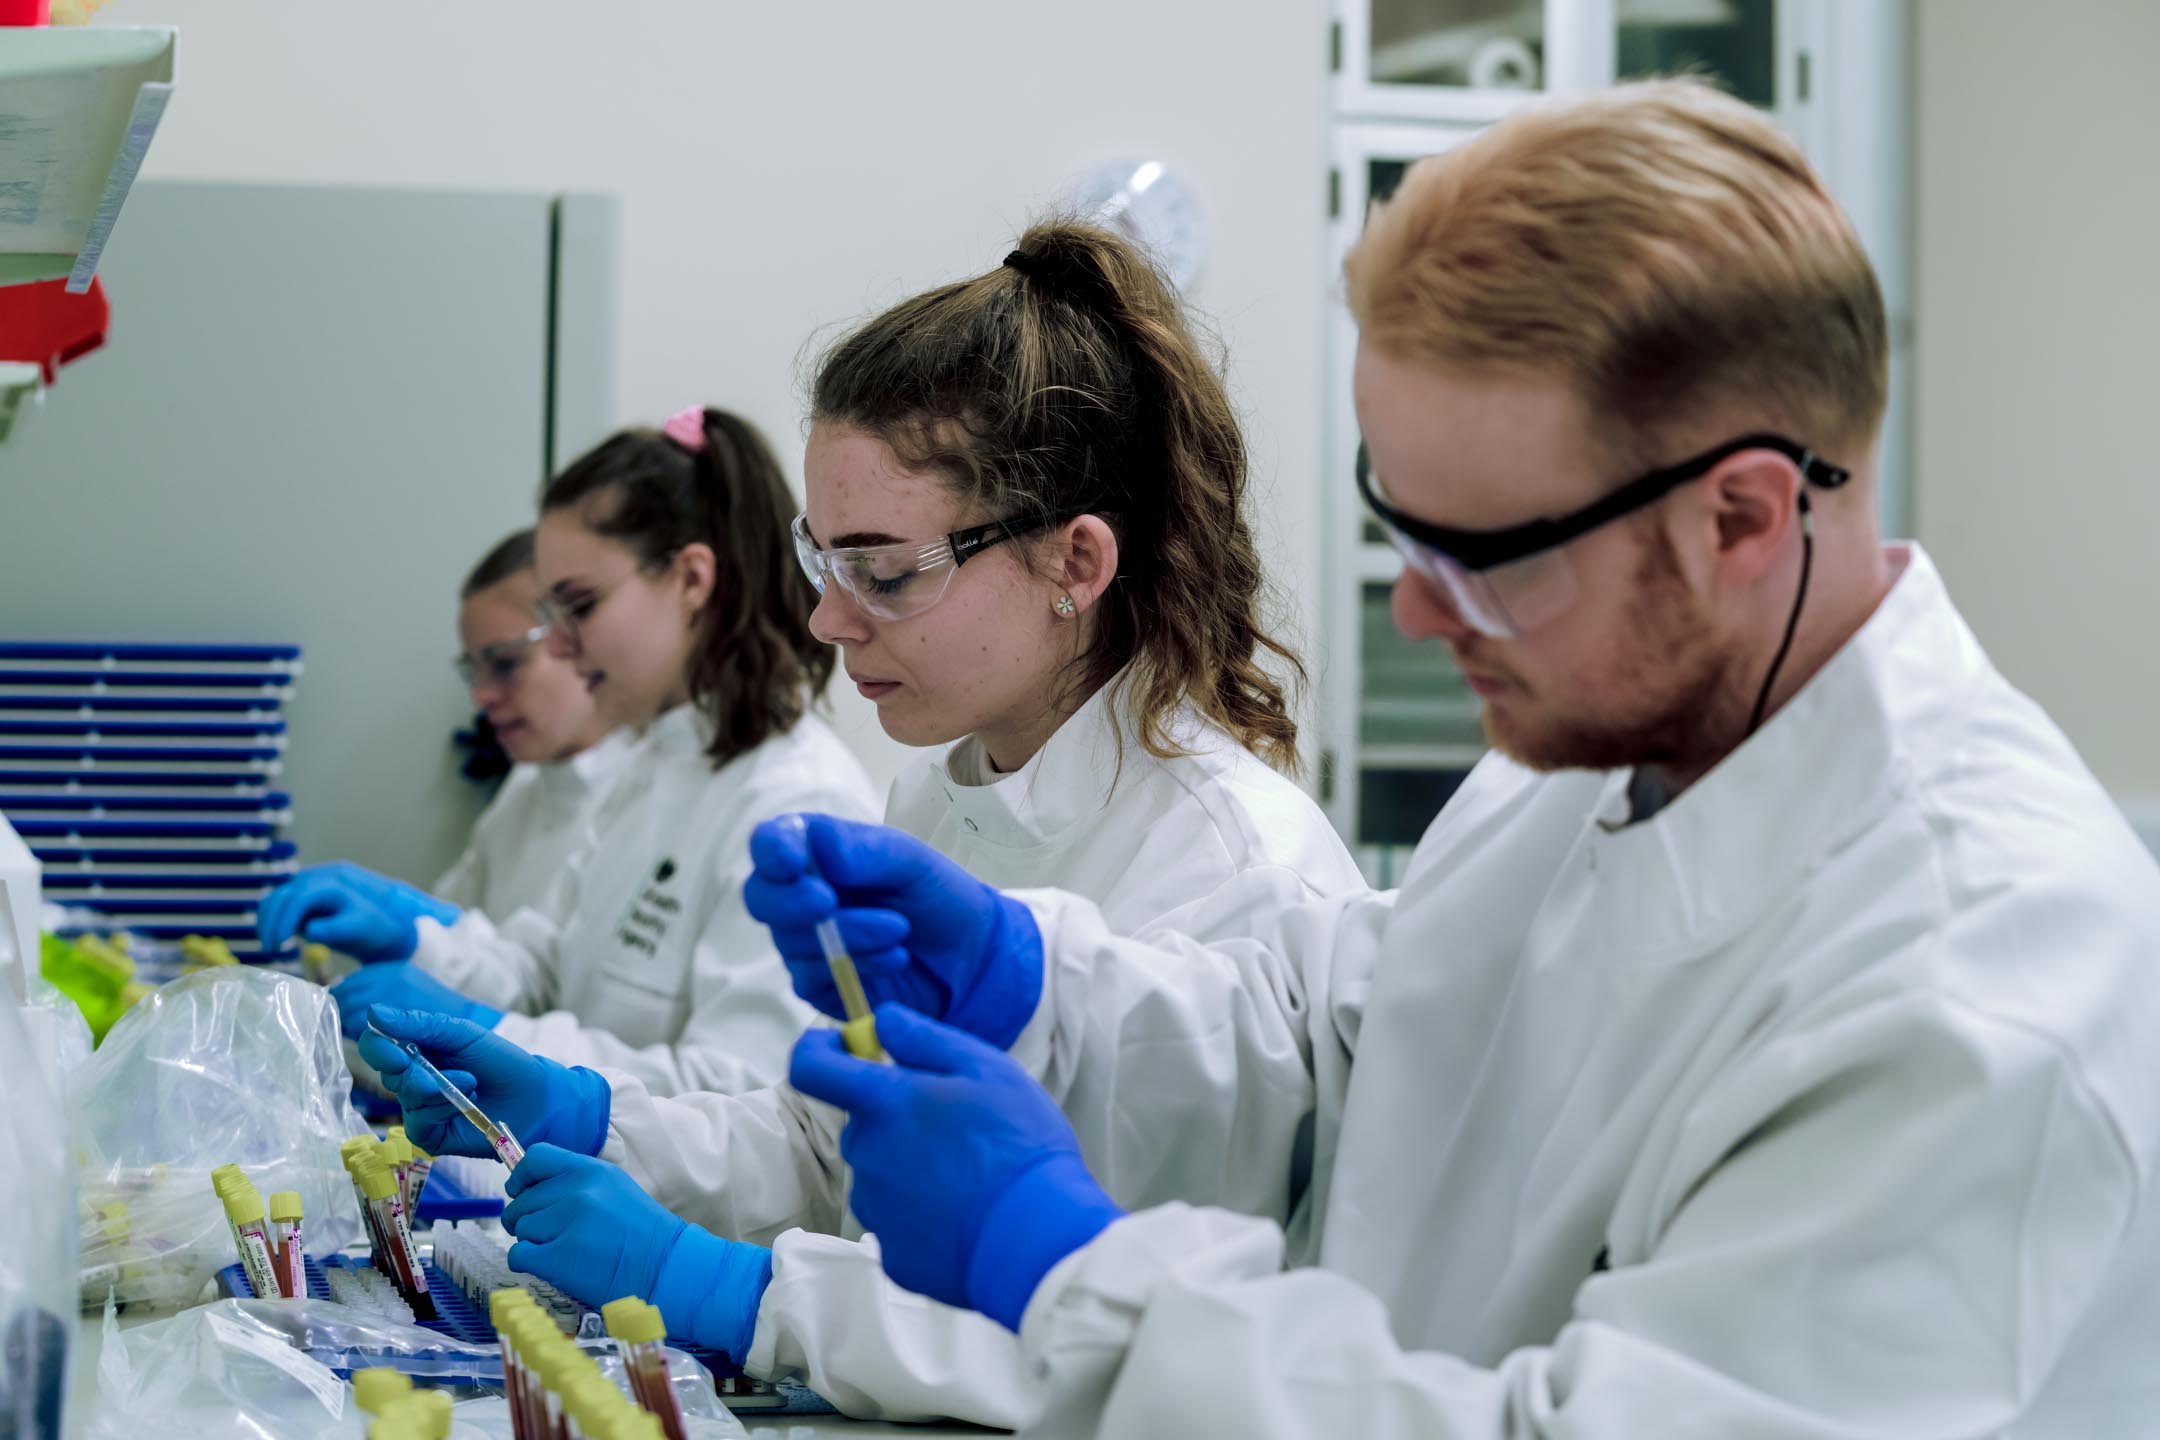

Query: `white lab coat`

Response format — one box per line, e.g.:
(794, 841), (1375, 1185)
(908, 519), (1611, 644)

(432, 730), (635, 920)
(598, 684), (1368, 1421)
(411, 704), (878, 1097)
(1000, 544), (2160, 1438)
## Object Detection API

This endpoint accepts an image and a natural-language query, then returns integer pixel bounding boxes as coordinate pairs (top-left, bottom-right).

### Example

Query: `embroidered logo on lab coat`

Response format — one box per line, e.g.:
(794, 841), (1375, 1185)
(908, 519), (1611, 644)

(616, 856), (682, 958)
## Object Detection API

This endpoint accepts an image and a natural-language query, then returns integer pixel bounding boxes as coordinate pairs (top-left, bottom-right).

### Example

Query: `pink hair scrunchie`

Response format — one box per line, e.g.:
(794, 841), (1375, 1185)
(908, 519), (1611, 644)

(662, 405), (707, 453)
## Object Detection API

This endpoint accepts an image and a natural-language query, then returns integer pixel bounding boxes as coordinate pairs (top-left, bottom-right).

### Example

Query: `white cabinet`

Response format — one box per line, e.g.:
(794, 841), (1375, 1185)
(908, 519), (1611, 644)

(1319, 0), (1911, 879)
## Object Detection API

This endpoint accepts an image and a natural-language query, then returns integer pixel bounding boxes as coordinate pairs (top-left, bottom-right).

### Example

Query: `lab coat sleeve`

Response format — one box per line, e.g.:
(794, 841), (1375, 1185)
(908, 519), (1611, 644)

(1014, 985), (2143, 1439)
(746, 1230), (1041, 1427)
(489, 776), (873, 1098)
(597, 1074), (848, 1244)
(1008, 878), (1389, 1225)
(410, 906), (559, 1014)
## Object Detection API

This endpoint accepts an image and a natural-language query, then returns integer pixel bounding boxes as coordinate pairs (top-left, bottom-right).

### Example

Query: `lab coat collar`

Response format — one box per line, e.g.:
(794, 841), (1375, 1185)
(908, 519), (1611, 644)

(642, 701), (713, 762)
(923, 679), (1187, 853)
(534, 727), (633, 820)
(1584, 543), (1975, 956)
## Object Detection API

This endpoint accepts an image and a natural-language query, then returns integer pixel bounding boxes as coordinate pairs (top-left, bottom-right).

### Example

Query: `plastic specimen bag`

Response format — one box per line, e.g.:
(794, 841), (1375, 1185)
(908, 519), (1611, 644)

(71, 967), (369, 1307)
(0, 990), (77, 1438)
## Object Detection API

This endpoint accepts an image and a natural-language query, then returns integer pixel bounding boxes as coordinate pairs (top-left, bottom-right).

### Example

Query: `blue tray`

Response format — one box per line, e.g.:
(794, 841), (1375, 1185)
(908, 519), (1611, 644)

(414, 1165), (504, 1223)
(0, 641), (302, 664)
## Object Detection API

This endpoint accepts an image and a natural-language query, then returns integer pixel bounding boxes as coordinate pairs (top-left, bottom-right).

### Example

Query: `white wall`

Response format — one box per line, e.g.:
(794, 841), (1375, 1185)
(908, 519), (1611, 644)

(91, 0), (1335, 798)
(1912, 0), (2160, 802)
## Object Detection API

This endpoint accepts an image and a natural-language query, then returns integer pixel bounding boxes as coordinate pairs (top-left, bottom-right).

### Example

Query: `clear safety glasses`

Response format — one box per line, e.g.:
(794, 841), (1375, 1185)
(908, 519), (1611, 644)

(532, 566), (651, 649)
(1355, 433), (1850, 639)
(791, 511), (1058, 622)
(452, 623), (551, 689)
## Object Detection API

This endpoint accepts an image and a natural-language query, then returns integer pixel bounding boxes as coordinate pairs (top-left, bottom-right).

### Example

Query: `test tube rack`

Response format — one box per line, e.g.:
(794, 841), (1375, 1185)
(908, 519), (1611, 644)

(215, 1250), (829, 1411)
(216, 1255), (502, 1374)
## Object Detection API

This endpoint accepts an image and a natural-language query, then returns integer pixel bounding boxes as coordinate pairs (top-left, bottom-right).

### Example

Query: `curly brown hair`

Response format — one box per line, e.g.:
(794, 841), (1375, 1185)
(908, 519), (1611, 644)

(541, 410), (835, 769)
(809, 219), (1304, 773)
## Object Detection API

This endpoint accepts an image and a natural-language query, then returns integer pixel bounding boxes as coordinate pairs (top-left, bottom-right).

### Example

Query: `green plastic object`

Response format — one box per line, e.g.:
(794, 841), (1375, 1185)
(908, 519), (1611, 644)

(38, 930), (144, 1043)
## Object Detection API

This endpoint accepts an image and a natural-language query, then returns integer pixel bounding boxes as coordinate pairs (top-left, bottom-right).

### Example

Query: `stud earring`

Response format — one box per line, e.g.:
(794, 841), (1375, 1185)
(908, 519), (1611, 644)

(1054, 594), (1077, 619)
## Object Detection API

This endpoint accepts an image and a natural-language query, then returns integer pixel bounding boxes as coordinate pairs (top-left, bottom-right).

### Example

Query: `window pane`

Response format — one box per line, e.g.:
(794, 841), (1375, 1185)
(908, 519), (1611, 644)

(1369, 0), (1545, 91)
(1617, 0), (1777, 109)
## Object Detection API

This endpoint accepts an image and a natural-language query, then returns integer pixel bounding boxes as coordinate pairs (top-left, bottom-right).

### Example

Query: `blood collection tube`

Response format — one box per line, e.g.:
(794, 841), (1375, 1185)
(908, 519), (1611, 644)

(341, 1137), (381, 1253)
(215, 1173), (282, 1300)
(388, 1125), (434, 1210)
(602, 1299), (686, 1440)
(378, 1136), (414, 1212)
(344, 1149), (388, 1269)
(357, 1153), (437, 1319)
(268, 1191), (305, 1299)
(491, 1289), (533, 1439)
(512, 1309), (555, 1440)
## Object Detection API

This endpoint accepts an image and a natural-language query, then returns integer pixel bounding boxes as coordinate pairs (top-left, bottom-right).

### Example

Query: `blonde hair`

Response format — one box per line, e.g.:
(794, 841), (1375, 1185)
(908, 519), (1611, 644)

(1344, 77), (1887, 459)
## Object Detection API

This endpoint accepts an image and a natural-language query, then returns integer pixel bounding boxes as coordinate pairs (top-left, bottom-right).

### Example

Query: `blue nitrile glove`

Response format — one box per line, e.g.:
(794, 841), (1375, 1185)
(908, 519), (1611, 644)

(789, 1004), (1124, 1332)
(744, 813), (1044, 1050)
(357, 1005), (610, 1160)
(330, 962), (501, 1038)
(257, 861), (461, 962)
(503, 1144), (773, 1364)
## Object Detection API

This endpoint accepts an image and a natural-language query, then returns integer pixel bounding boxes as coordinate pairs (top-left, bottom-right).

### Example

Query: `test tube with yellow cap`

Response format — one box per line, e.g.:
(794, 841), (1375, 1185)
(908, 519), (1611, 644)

(490, 1290), (535, 1437)
(377, 1136), (416, 1216)
(602, 1298), (687, 1440)
(777, 814), (885, 1061)
(356, 1153), (436, 1319)
(213, 1168), (282, 1300)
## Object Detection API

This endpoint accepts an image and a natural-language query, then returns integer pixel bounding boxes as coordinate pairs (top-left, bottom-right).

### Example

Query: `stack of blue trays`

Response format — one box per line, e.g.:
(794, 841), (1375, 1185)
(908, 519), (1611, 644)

(0, 641), (304, 963)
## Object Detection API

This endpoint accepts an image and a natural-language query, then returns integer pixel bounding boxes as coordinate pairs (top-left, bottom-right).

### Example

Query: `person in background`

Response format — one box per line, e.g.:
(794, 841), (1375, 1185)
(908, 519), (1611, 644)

(433, 527), (631, 920)
(360, 219), (1369, 1425)
(760, 80), (2160, 1437)
(260, 408), (879, 1098)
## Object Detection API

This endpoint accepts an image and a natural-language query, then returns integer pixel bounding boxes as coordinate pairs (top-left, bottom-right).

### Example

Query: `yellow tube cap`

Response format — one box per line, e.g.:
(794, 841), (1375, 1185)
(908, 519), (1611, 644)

(600, 1296), (666, 1345)
(355, 1155), (397, 1202)
(351, 1367), (412, 1414)
(268, 1191), (303, 1223)
(564, 1373), (623, 1431)
(221, 1185), (266, 1227)
(382, 1136), (414, 1167)
(411, 1389), (451, 1440)
(488, 1287), (532, 1331)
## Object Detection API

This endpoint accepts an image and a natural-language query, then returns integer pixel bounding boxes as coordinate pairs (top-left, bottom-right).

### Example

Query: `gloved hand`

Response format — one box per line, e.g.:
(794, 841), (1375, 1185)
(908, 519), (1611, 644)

(330, 962), (501, 1038)
(357, 1005), (610, 1160)
(789, 1004), (1124, 1332)
(744, 813), (1044, 1050)
(257, 862), (461, 962)
(503, 1144), (774, 1363)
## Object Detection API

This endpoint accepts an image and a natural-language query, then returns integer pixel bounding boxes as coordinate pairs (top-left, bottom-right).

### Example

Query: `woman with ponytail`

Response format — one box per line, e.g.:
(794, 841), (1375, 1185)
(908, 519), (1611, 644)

(261, 406), (878, 1099)
(366, 223), (1367, 1423)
